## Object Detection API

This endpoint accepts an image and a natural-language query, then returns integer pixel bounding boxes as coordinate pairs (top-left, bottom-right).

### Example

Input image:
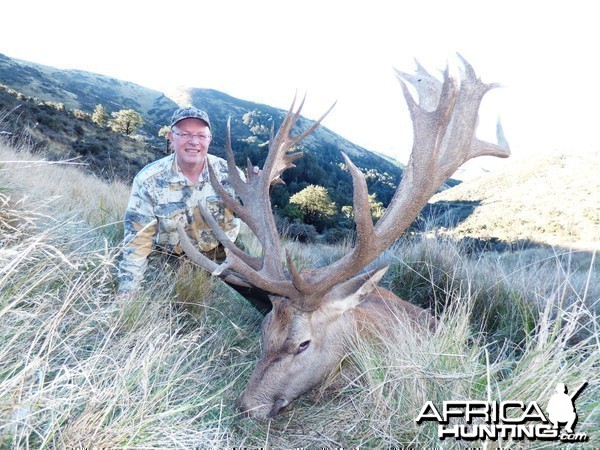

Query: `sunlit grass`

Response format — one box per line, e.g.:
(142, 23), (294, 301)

(0, 204), (261, 448)
(1, 142), (598, 448)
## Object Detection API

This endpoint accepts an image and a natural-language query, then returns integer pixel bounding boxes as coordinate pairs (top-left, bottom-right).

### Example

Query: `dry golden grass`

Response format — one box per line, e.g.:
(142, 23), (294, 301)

(0, 144), (130, 244)
(432, 148), (600, 250)
(1, 141), (598, 449)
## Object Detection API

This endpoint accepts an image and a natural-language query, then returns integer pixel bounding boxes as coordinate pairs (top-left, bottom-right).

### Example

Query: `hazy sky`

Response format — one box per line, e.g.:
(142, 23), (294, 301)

(1, 0), (598, 171)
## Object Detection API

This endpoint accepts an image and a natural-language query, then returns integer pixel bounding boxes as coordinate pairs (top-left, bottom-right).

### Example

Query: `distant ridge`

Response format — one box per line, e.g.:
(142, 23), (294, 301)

(430, 148), (600, 249)
(0, 52), (404, 213)
(1, 53), (597, 248)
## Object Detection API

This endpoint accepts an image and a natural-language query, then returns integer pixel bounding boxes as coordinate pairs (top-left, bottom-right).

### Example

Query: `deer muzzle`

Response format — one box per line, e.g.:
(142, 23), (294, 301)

(236, 394), (289, 419)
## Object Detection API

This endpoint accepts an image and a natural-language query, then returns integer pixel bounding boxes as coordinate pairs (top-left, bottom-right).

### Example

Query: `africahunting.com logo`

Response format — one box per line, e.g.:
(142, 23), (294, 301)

(415, 382), (589, 443)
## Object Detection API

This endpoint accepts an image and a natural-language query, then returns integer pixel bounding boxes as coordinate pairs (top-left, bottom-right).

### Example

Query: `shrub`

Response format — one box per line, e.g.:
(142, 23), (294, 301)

(322, 226), (354, 245)
(72, 109), (90, 120)
(282, 219), (319, 243)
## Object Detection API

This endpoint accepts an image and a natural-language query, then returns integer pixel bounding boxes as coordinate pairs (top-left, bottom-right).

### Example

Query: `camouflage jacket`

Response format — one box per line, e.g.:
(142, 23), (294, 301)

(118, 153), (242, 293)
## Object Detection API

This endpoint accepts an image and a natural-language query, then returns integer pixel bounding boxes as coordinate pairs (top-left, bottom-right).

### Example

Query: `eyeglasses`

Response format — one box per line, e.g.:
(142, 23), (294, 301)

(171, 130), (212, 142)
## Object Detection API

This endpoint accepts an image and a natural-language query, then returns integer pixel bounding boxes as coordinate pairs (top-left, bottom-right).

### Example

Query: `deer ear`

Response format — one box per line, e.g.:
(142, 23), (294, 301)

(327, 265), (389, 313)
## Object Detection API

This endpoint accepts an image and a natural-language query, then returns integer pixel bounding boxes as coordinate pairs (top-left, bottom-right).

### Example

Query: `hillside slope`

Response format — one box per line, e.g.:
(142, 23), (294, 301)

(0, 53), (403, 210)
(0, 84), (160, 181)
(430, 148), (600, 248)
(0, 53), (176, 129)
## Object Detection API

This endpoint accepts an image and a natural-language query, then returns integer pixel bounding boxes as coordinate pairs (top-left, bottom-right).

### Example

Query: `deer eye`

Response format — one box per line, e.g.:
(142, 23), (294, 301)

(297, 340), (311, 354)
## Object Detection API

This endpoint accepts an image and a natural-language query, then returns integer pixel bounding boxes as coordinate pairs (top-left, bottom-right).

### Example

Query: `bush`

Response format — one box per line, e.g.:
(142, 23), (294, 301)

(282, 219), (319, 243)
(322, 226), (354, 245)
(73, 138), (107, 155)
(72, 109), (90, 120)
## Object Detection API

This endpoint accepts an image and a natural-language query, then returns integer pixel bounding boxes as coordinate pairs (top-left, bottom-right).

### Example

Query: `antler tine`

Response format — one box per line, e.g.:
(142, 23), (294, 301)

(263, 97), (307, 182)
(263, 97), (337, 187)
(205, 118), (268, 238)
(394, 60), (443, 112)
(294, 152), (378, 304)
(205, 162), (257, 237)
(179, 98), (339, 301)
(290, 101), (337, 146)
(204, 108), (297, 246)
(178, 219), (296, 298)
(285, 250), (313, 294)
(176, 222), (253, 287)
(305, 56), (510, 297)
(222, 118), (246, 193)
(341, 153), (374, 237)
(194, 188), (262, 270)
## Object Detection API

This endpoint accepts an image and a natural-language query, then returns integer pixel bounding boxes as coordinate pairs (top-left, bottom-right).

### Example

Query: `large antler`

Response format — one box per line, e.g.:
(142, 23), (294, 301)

(298, 55), (510, 305)
(179, 55), (510, 311)
(177, 96), (335, 304)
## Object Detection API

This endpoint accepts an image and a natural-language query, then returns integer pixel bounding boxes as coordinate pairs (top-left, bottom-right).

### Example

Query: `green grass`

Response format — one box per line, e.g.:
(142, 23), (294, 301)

(1, 142), (598, 448)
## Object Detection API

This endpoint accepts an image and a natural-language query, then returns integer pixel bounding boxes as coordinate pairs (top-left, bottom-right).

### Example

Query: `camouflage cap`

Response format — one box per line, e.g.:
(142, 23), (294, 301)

(170, 106), (211, 129)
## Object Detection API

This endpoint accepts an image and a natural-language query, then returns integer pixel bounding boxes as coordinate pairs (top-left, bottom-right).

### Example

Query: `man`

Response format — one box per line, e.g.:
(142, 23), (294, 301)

(117, 106), (271, 313)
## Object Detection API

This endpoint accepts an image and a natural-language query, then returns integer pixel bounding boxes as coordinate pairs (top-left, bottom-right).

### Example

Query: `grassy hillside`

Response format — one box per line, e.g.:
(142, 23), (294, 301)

(0, 53), (406, 227)
(429, 148), (600, 249)
(0, 53), (176, 134)
(0, 84), (162, 181)
(1, 138), (597, 448)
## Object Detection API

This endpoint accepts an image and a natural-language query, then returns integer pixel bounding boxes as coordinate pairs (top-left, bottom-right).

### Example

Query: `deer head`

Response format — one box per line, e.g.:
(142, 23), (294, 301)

(177, 55), (510, 418)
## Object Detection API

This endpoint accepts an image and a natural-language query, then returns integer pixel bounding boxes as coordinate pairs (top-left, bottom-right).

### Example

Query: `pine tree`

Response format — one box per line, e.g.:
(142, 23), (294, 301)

(91, 104), (108, 126)
(290, 185), (337, 230)
(108, 109), (144, 136)
(158, 125), (171, 153)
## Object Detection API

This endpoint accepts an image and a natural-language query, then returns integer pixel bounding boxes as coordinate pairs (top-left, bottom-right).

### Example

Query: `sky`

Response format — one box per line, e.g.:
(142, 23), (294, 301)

(1, 0), (599, 175)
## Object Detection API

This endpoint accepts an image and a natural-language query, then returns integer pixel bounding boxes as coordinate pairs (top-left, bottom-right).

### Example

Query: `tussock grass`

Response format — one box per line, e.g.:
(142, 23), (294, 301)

(384, 235), (598, 348)
(0, 196), (261, 448)
(1, 141), (598, 448)
(337, 252), (598, 448)
(0, 145), (129, 245)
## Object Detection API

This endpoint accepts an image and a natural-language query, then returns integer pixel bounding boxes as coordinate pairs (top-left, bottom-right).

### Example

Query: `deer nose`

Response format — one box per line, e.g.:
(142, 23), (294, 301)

(236, 396), (250, 416)
(267, 398), (287, 418)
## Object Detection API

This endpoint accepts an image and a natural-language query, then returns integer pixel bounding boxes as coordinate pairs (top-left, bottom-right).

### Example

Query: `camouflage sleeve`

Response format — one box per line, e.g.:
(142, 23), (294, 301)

(117, 176), (157, 293)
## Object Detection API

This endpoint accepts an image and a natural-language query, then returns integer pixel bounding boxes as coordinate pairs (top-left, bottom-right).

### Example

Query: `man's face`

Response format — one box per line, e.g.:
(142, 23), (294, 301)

(169, 118), (212, 169)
